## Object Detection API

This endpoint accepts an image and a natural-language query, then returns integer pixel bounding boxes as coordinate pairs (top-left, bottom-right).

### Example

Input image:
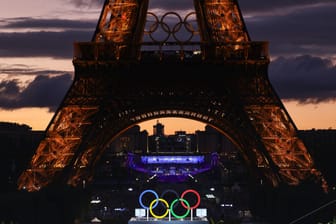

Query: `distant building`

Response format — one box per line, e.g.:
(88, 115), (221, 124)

(298, 129), (336, 185)
(196, 125), (237, 154)
(105, 125), (148, 154)
(148, 131), (196, 153)
(153, 120), (165, 136)
(147, 122), (237, 154)
(0, 122), (44, 189)
(147, 121), (196, 153)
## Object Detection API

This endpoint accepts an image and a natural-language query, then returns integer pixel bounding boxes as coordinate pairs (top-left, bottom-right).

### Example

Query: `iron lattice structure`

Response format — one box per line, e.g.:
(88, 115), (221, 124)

(18, 0), (327, 192)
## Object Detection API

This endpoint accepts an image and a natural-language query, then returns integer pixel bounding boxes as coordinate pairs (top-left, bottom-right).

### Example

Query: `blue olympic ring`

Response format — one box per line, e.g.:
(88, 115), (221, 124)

(139, 189), (159, 209)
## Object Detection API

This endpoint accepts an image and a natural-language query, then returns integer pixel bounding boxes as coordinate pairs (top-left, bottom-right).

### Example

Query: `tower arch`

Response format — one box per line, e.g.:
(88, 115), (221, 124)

(17, 0), (327, 192)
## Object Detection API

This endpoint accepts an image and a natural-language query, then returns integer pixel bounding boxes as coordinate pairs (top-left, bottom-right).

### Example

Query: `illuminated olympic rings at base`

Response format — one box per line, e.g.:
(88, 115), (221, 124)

(138, 189), (201, 219)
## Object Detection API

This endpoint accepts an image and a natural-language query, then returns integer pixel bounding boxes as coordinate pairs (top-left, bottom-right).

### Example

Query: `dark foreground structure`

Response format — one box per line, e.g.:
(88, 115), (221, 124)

(0, 123), (336, 223)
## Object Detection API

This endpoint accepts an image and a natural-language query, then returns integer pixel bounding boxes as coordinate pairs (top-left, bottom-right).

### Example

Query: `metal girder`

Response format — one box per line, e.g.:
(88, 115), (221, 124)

(93, 0), (139, 42)
(194, 0), (249, 43)
(17, 106), (98, 191)
(92, 0), (148, 46)
(246, 106), (311, 182)
(240, 71), (328, 190)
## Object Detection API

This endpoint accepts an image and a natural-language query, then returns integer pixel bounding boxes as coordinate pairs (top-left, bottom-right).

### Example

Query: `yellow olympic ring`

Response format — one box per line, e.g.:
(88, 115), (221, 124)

(149, 198), (169, 219)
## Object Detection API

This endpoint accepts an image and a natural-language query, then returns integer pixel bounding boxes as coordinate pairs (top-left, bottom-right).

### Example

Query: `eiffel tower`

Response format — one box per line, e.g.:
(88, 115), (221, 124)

(18, 0), (327, 192)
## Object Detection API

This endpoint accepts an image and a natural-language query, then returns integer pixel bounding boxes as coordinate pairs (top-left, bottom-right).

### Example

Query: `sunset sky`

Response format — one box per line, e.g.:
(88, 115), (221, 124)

(0, 0), (336, 134)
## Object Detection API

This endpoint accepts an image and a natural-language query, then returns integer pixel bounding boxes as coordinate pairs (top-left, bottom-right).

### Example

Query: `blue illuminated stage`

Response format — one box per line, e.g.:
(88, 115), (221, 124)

(141, 155), (205, 164)
(127, 153), (219, 182)
(128, 217), (209, 224)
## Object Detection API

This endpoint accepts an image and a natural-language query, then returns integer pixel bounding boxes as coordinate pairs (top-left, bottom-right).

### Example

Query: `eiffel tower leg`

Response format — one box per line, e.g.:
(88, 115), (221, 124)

(239, 63), (328, 190)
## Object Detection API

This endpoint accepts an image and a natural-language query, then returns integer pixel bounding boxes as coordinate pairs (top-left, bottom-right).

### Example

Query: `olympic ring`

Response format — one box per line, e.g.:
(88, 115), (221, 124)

(139, 189), (201, 219)
(170, 198), (190, 219)
(144, 12), (197, 43)
(181, 189), (201, 209)
(139, 189), (159, 209)
(160, 189), (179, 203)
(149, 198), (169, 219)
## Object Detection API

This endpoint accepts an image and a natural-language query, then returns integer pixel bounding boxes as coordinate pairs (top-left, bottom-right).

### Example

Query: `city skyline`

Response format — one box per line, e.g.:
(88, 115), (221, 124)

(1, 0), (336, 132)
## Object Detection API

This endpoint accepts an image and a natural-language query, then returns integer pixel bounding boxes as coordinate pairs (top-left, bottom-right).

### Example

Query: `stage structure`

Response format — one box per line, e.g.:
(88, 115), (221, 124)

(18, 0), (327, 192)
(127, 153), (219, 182)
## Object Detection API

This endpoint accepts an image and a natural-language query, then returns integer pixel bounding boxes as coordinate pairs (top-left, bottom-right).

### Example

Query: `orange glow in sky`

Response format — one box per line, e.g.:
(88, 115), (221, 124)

(282, 100), (336, 130)
(1, 100), (335, 134)
(0, 107), (53, 130)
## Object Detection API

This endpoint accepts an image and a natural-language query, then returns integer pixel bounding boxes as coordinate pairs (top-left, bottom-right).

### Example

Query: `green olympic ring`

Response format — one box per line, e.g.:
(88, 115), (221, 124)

(170, 198), (190, 219)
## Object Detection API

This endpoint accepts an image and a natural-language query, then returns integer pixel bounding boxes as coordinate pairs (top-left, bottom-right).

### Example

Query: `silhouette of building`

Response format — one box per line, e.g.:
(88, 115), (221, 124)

(0, 122), (44, 190)
(298, 129), (336, 186)
(105, 125), (148, 154)
(148, 121), (196, 153)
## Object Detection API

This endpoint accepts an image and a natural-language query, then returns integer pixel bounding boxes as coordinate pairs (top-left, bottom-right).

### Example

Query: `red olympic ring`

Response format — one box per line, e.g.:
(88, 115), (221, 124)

(181, 189), (200, 209)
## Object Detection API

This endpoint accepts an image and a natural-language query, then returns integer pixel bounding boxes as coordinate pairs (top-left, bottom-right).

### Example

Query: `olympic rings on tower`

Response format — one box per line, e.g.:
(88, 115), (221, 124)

(138, 189), (201, 219)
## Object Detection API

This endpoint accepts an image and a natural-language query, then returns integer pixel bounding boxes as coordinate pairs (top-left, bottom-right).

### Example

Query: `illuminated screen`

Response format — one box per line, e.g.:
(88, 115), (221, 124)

(196, 208), (207, 217)
(141, 155), (204, 164)
(135, 208), (146, 217)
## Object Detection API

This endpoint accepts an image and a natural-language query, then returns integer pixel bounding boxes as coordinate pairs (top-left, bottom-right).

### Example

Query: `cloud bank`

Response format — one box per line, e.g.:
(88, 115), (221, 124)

(0, 74), (72, 111)
(269, 55), (336, 103)
(66, 0), (105, 8)
(243, 2), (336, 57)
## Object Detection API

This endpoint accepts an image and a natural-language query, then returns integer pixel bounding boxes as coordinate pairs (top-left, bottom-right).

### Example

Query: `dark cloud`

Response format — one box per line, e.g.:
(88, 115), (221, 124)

(65, 0), (193, 12)
(0, 74), (72, 111)
(66, 0), (105, 8)
(0, 17), (96, 58)
(239, 0), (335, 13)
(143, 0), (336, 13)
(1, 17), (96, 30)
(243, 3), (336, 57)
(0, 80), (20, 97)
(269, 55), (336, 103)
(0, 64), (71, 76)
(148, 0), (194, 11)
(0, 30), (92, 58)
